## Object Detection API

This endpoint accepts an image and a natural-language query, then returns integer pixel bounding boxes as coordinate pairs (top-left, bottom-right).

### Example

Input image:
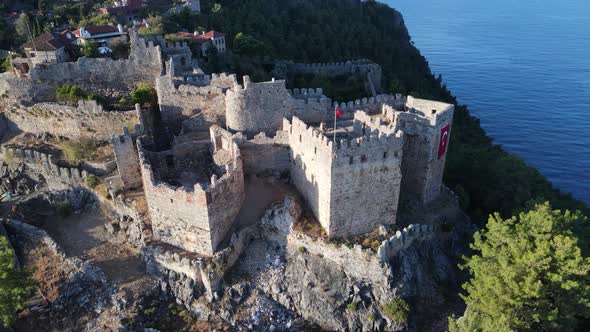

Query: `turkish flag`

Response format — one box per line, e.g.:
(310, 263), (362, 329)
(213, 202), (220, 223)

(438, 124), (450, 160)
(335, 107), (343, 118)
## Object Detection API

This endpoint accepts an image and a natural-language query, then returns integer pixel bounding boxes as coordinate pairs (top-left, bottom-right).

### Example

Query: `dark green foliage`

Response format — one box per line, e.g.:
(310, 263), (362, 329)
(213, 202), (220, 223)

(56, 83), (87, 104)
(0, 56), (12, 73)
(0, 236), (32, 327)
(84, 174), (100, 189)
(290, 73), (367, 102)
(382, 297), (410, 323)
(55, 201), (73, 218)
(233, 32), (268, 56)
(130, 83), (158, 108)
(449, 203), (590, 331)
(81, 39), (100, 58)
(110, 41), (130, 60)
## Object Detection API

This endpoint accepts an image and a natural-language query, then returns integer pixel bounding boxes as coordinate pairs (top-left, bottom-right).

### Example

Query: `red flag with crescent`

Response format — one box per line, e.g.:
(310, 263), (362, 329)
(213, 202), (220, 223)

(438, 124), (450, 160)
(335, 107), (343, 118)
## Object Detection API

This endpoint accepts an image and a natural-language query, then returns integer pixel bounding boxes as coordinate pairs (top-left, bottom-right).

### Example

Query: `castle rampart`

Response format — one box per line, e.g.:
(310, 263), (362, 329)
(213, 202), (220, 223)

(3, 100), (140, 141)
(1, 146), (90, 189)
(0, 30), (163, 104)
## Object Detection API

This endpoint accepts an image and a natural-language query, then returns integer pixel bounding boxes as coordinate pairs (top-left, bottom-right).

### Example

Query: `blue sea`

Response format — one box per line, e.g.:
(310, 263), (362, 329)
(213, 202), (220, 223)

(386, 0), (590, 204)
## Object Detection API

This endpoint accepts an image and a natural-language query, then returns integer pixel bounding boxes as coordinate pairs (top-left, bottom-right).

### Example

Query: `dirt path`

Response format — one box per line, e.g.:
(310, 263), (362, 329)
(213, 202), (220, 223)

(41, 209), (145, 284)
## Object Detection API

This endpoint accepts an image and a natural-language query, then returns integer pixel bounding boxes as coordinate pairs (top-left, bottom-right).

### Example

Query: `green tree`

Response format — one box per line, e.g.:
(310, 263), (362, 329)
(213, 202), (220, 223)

(449, 203), (590, 331)
(81, 39), (99, 58)
(130, 83), (158, 108)
(138, 15), (164, 36)
(0, 236), (32, 327)
(15, 13), (32, 43)
(233, 32), (267, 56)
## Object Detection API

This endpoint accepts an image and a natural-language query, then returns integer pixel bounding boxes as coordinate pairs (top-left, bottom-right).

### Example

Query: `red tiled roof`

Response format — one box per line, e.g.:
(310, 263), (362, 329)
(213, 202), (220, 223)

(176, 32), (211, 45)
(21, 32), (68, 51)
(202, 30), (225, 39)
(175, 31), (225, 45)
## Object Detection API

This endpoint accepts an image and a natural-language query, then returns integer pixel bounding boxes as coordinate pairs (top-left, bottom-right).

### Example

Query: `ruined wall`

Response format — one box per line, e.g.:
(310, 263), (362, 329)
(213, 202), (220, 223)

(377, 224), (435, 263)
(207, 126), (245, 248)
(1, 146), (89, 189)
(234, 131), (291, 177)
(0, 30), (162, 104)
(138, 140), (213, 255)
(3, 100), (139, 141)
(112, 123), (144, 190)
(226, 76), (292, 133)
(155, 62), (235, 126)
(384, 96), (454, 203)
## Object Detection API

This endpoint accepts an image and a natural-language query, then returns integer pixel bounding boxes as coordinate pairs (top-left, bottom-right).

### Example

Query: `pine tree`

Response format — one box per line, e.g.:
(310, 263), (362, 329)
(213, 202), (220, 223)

(449, 203), (590, 331)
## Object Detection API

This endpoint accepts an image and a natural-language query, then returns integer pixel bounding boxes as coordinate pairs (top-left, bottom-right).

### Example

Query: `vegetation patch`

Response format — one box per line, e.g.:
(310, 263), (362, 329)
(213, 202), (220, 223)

(55, 201), (73, 218)
(58, 139), (98, 163)
(381, 297), (410, 323)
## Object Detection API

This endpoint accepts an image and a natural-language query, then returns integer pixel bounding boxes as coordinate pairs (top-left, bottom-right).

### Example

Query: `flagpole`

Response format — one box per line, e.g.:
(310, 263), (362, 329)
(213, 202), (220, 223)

(333, 106), (337, 143)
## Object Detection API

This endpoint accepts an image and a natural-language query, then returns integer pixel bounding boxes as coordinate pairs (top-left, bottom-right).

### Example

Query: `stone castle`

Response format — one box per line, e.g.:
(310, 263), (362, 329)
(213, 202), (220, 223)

(0, 30), (454, 258)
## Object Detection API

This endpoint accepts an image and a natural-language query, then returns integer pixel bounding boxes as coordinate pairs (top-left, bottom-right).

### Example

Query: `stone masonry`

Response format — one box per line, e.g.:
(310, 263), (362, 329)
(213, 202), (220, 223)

(284, 113), (405, 238)
(138, 125), (245, 256)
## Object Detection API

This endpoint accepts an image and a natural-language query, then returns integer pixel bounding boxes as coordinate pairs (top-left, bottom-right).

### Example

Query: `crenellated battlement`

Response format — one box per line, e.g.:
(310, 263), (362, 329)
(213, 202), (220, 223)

(377, 224), (435, 262)
(1, 146), (89, 186)
(288, 87), (325, 97)
(138, 126), (245, 256)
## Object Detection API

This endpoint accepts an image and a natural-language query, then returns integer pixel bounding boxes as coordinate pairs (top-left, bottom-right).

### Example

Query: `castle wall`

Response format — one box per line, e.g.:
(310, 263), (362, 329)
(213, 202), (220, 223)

(112, 125), (143, 190)
(289, 88), (331, 124)
(329, 119), (404, 237)
(226, 76), (292, 133)
(385, 97), (454, 203)
(0, 30), (162, 104)
(3, 100), (139, 141)
(285, 59), (383, 92)
(155, 64), (235, 126)
(138, 126), (244, 256)
(234, 131), (291, 177)
(377, 224), (434, 263)
(284, 117), (334, 232)
(1, 146), (89, 189)
(207, 126), (245, 248)
(138, 141), (214, 255)
(333, 94), (404, 119)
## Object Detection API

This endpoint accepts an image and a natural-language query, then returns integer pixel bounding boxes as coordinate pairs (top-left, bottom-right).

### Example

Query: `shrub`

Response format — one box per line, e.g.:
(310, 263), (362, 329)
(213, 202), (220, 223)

(56, 201), (73, 218)
(59, 139), (98, 163)
(130, 83), (157, 108)
(56, 84), (87, 105)
(382, 297), (410, 323)
(367, 314), (376, 322)
(0, 237), (32, 327)
(297, 246), (306, 254)
(84, 174), (100, 189)
(347, 302), (357, 311)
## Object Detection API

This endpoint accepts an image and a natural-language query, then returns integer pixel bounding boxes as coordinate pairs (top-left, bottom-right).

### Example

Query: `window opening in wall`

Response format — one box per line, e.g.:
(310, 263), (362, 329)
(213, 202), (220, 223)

(361, 155), (367, 163)
(349, 156), (354, 165)
(383, 151), (387, 159)
(166, 155), (174, 167)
